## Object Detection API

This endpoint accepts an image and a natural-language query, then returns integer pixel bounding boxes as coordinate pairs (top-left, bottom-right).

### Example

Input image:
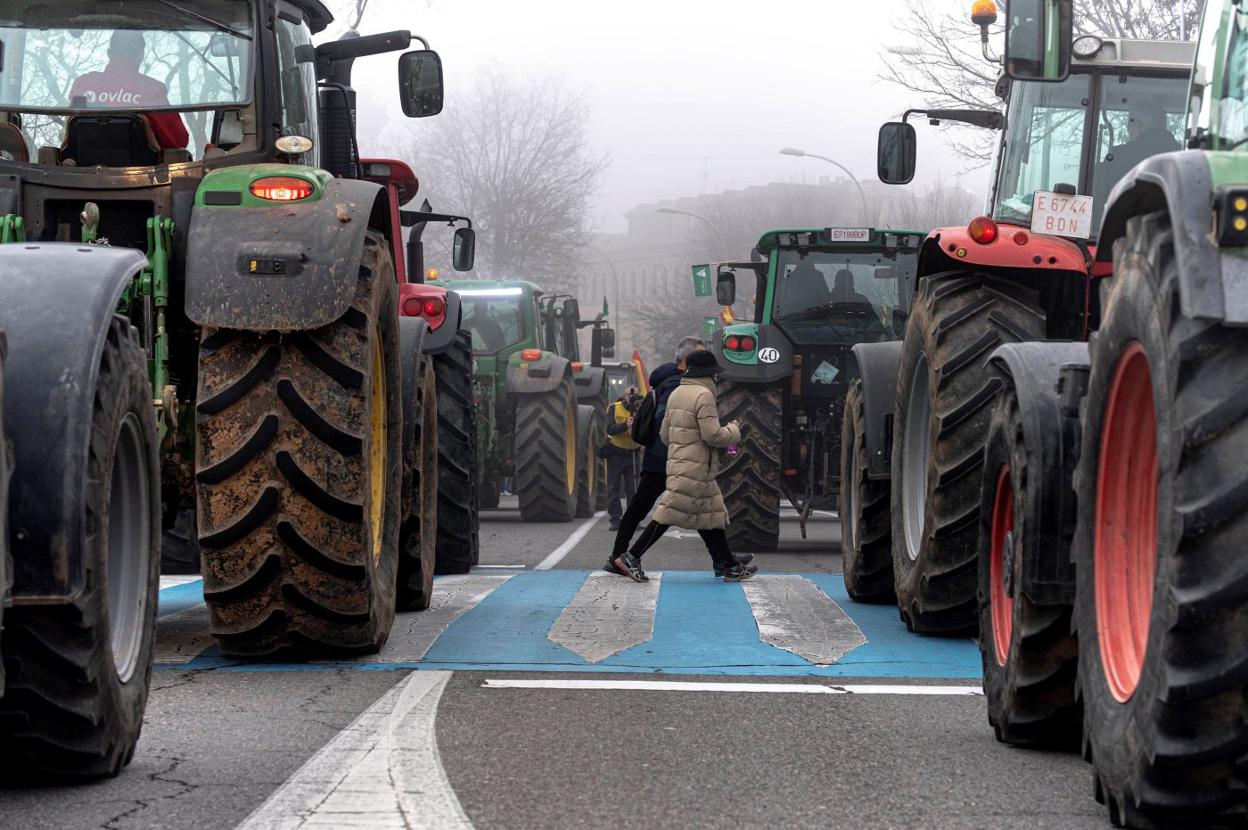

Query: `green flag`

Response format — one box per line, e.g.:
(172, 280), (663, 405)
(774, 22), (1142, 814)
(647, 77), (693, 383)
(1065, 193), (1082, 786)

(703, 316), (718, 338)
(692, 264), (712, 297)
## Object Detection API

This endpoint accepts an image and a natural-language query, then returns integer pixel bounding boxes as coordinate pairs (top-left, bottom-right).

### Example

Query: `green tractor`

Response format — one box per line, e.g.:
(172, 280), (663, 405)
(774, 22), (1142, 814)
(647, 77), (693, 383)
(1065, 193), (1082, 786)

(958, 2), (1248, 825)
(0, 0), (470, 775)
(707, 228), (925, 551)
(445, 280), (616, 521)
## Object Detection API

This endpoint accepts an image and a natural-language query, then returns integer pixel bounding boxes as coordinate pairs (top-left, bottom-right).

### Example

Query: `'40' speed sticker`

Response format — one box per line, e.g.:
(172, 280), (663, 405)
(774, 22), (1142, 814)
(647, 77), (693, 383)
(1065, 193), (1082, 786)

(758, 347), (780, 364)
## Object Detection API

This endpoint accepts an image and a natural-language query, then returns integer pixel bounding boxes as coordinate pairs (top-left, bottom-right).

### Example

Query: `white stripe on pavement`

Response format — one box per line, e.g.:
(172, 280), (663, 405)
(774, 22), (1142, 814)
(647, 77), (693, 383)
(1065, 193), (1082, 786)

(547, 571), (661, 662)
(159, 575), (203, 589)
(482, 679), (983, 696)
(533, 511), (605, 570)
(235, 671), (470, 830)
(372, 574), (515, 663)
(742, 575), (866, 666)
(153, 604), (213, 664)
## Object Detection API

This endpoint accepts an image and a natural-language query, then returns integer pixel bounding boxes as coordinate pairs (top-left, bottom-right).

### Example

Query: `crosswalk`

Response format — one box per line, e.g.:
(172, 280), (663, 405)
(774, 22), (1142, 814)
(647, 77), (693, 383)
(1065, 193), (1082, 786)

(155, 571), (981, 678)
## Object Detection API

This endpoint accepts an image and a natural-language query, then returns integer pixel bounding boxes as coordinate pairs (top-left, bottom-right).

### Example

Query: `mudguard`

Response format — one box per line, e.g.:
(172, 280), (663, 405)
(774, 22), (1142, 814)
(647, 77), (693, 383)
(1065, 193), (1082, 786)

(397, 316), (429, 519)
(988, 341), (1089, 606)
(421, 289), (463, 354)
(849, 341), (903, 479)
(714, 323), (792, 384)
(1098, 150), (1247, 324)
(0, 244), (148, 601)
(574, 365), (606, 403)
(184, 177), (390, 332)
(506, 352), (572, 396)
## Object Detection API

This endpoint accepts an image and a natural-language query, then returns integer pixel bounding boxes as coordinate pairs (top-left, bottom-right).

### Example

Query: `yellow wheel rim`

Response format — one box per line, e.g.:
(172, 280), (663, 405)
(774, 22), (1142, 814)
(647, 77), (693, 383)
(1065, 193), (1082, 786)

(586, 422), (596, 500)
(368, 336), (386, 564)
(565, 397), (576, 496)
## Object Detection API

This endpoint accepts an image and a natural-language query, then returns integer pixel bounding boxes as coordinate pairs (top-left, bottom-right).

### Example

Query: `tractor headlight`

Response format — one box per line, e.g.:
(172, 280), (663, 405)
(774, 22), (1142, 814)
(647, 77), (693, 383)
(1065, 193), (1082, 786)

(1215, 188), (1248, 247)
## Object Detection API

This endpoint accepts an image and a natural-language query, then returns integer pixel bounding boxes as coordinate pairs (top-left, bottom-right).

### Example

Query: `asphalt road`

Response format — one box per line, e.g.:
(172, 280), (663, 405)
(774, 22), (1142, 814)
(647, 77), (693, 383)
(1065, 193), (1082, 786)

(0, 498), (1105, 829)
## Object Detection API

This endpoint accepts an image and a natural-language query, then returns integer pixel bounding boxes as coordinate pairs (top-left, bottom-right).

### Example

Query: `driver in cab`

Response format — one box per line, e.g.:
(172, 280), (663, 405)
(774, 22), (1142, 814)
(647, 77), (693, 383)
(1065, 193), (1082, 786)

(68, 30), (190, 150)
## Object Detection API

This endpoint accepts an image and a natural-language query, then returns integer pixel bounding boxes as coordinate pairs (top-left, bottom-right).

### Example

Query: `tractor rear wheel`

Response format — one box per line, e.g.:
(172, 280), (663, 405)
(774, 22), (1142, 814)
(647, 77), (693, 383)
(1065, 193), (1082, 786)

(1075, 212), (1248, 828)
(396, 342), (438, 612)
(433, 330), (480, 575)
(718, 381), (782, 552)
(0, 318), (159, 778)
(977, 380), (1080, 747)
(839, 378), (894, 602)
(195, 232), (402, 658)
(891, 274), (1045, 633)
(575, 404), (603, 518)
(515, 375), (578, 522)
(0, 332), (9, 700)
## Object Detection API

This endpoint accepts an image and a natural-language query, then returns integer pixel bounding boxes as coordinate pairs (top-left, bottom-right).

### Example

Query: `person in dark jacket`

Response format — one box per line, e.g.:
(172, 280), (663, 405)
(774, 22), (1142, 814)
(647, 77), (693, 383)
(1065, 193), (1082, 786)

(604, 386), (643, 530)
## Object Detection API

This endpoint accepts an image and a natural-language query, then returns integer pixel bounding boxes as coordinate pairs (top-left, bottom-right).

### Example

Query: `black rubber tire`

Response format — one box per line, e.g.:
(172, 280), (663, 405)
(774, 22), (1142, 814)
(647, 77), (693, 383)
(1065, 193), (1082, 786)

(195, 232), (402, 658)
(0, 317), (160, 778)
(718, 381), (782, 552)
(160, 502), (200, 575)
(396, 348), (438, 612)
(515, 375), (578, 523)
(839, 378), (894, 602)
(574, 404), (603, 518)
(593, 390), (610, 512)
(478, 477), (501, 510)
(891, 273), (1045, 633)
(977, 380), (1080, 748)
(1075, 212), (1248, 828)
(432, 330), (480, 575)
(0, 329), (9, 696)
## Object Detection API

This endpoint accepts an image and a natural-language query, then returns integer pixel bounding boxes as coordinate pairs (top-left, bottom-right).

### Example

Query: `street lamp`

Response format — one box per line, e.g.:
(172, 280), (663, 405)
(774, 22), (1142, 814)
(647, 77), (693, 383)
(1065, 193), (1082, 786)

(780, 147), (870, 217)
(655, 207), (728, 254)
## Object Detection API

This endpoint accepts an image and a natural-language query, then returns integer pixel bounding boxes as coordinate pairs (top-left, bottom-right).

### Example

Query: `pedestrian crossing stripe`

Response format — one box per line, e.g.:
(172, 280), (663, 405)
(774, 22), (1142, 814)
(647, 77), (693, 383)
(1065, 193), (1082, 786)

(155, 571), (981, 678)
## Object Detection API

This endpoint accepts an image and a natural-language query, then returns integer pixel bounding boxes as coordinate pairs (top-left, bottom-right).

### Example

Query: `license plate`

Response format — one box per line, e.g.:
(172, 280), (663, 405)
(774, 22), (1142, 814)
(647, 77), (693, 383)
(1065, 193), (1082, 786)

(825, 228), (871, 243)
(1031, 191), (1093, 239)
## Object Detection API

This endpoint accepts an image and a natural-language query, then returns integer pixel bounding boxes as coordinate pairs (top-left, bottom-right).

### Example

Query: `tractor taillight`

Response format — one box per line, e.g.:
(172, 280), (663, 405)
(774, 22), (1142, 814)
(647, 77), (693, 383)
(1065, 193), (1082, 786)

(740, 336), (756, 351)
(401, 297), (422, 316)
(968, 216), (999, 245)
(250, 176), (315, 202)
(521, 349), (542, 362)
(423, 298), (445, 318)
(571, 361), (584, 371)
(725, 335), (741, 350)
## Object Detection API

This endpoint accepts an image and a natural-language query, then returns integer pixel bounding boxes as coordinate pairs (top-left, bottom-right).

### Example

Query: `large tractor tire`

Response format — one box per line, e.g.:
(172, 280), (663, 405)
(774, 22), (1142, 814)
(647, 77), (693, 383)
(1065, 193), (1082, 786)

(0, 331), (9, 697)
(478, 477), (501, 510)
(574, 404), (604, 518)
(433, 330), (480, 575)
(159, 502), (200, 574)
(718, 381), (782, 552)
(1074, 212), (1248, 828)
(195, 232), (402, 658)
(396, 328), (438, 612)
(839, 378), (894, 602)
(891, 274), (1045, 633)
(0, 318), (160, 778)
(515, 375), (578, 522)
(977, 379), (1079, 748)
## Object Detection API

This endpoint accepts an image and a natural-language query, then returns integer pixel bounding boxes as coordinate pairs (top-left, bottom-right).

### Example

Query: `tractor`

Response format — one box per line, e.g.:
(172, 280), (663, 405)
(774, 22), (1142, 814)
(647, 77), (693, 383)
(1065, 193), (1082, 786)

(842, 7), (1193, 635)
(707, 228), (925, 552)
(0, 0), (471, 775)
(965, 1), (1248, 825)
(442, 278), (616, 521)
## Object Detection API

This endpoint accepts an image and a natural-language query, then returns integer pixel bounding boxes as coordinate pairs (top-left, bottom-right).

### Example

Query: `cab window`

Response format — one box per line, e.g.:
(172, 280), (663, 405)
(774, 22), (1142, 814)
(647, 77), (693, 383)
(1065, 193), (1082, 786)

(274, 16), (318, 164)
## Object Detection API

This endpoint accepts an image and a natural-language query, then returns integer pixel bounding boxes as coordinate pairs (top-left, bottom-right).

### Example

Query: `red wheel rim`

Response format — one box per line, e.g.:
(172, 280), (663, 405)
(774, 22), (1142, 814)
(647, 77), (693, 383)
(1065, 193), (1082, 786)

(989, 465), (1014, 667)
(1094, 342), (1157, 703)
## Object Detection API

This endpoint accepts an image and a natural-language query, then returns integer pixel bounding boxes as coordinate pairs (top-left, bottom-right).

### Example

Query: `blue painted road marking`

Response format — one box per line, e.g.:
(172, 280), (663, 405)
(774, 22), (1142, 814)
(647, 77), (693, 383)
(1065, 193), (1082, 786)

(154, 571), (981, 678)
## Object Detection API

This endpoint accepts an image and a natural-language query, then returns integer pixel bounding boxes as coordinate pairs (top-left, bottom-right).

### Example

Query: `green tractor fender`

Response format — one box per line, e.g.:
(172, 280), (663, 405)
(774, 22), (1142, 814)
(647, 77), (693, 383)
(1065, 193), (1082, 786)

(1098, 150), (1248, 324)
(713, 322), (792, 384)
(0, 244), (149, 601)
(184, 167), (395, 332)
(506, 351), (573, 396)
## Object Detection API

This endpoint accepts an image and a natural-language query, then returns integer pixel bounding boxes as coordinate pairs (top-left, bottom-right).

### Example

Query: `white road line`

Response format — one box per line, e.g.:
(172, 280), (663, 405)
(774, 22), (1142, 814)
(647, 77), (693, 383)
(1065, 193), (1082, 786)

(482, 679), (983, 696)
(742, 575), (866, 666)
(533, 511), (605, 570)
(159, 575), (203, 589)
(372, 574), (515, 663)
(472, 564), (527, 569)
(547, 571), (662, 663)
(153, 605), (213, 664)
(236, 671), (471, 830)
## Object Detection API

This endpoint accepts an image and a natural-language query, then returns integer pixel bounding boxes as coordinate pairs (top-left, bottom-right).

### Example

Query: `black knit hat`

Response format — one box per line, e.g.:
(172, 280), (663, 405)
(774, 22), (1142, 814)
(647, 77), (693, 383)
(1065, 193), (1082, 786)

(683, 349), (722, 378)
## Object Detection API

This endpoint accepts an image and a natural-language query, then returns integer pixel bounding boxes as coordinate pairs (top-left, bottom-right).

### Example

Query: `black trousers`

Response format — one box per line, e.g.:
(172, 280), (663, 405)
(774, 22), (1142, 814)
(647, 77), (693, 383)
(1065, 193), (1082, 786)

(629, 521), (734, 568)
(610, 471), (666, 555)
(606, 452), (637, 522)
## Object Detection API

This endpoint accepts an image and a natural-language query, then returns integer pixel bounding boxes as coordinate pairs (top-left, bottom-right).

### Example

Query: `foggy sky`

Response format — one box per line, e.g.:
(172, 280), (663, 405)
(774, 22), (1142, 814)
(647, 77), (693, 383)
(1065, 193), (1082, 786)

(348, 0), (993, 231)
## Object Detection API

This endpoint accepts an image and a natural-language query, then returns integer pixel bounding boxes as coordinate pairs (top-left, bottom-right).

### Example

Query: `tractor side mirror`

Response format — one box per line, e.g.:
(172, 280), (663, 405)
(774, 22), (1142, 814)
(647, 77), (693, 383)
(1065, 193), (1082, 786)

(1003, 0), (1072, 82)
(715, 272), (736, 306)
(453, 227), (475, 271)
(602, 327), (616, 359)
(399, 50), (444, 118)
(877, 122), (916, 185)
(562, 297), (581, 321)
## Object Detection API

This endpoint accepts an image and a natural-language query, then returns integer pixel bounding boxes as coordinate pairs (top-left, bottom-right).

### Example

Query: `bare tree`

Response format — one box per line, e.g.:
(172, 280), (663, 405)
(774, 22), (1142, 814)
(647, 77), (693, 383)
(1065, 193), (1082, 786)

(881, 0), (1199, 163)
(393, 67), (609, 288)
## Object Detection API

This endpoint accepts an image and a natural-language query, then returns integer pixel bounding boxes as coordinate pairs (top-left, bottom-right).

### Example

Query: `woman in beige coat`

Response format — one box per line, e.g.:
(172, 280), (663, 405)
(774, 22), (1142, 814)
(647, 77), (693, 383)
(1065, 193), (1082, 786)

(611, 350), (758, 582)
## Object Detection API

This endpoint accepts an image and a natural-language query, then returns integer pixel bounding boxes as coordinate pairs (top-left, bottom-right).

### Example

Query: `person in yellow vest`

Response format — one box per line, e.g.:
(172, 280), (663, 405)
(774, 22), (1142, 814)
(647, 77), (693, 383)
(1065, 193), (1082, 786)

(604, 387), (643, 530)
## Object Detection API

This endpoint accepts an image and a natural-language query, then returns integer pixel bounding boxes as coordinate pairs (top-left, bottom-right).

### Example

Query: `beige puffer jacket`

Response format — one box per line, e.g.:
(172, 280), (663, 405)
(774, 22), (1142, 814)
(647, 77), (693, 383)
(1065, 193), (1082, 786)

(653, 376), (741, 530)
